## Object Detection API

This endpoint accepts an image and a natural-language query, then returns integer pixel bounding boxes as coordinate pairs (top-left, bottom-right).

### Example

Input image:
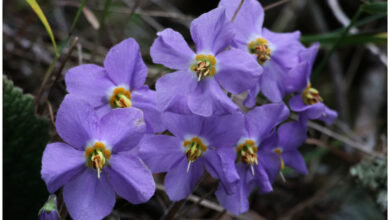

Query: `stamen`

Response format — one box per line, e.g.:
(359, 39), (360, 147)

(96, 167), (101, 179)
(302, 83), (323, 105)
(187, 161), (192, 173)
(236, 139), (259, 175)
(248, 38), (271, 65)
(85, 142), (111, 179)
(273, 147), (285, 171)
(250, 165), (255, 176)
(279, 171), (286, 183)
(110, 87), (132, 108)
(183, 137), (208, 173)
(191, 54), (217, 81)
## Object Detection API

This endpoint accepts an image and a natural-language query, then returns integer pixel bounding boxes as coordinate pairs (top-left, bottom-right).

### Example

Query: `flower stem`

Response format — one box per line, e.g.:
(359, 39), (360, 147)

(162, 173), (208, 219)
(178, 182), (219, 217)
(161, 200), (186, 220)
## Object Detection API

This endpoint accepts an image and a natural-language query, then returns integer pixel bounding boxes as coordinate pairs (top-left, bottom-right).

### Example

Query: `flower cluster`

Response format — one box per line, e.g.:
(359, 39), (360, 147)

(40, 0), (337, 219)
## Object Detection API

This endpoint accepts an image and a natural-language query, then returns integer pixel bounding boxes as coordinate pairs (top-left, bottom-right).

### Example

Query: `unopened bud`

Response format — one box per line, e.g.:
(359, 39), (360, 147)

(38, 195), (60, 220)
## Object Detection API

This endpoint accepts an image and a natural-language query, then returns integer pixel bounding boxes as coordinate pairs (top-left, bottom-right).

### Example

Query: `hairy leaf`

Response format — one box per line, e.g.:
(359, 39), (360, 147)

(3, 76), (50, 219)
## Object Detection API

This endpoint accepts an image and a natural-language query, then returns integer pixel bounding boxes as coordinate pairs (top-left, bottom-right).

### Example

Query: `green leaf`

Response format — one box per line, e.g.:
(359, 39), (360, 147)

(361, 2), (387, 14)
(3, 76), (50, 219)
(300, 12), (386, 45)
(58, 0), (87, 53)
(25, 0), (58, 56)
(301, 32), (387, 46)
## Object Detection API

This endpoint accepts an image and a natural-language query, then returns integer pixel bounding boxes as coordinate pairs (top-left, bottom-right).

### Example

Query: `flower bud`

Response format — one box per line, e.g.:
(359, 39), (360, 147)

(38, 195), (59, 220)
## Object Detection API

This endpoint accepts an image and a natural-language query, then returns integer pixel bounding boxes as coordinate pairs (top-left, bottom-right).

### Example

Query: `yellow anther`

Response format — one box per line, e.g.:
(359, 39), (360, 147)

(273, 147), (285, 171)
(195, 54), (206, 61)
(256, 38), (268, 44)
(110, 87), (132, 108)
(302, 83), (323, 105)
(85, 142), (111, 179)
(183, 137), (208, 173)
(236, 140), (259, 171)
(280, 158), (285, 170)
(273, 148), (282, 155)
(207, 55), (216, 66)
(191, 54), (217, 81)
(248, 37), (271, 65)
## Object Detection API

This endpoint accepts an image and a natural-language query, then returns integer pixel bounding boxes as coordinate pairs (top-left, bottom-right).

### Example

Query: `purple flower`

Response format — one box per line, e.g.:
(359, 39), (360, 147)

(259, 121), (308, 183)
(150, 7), (262, 117)
(39, 211), (59, 220)
(138, 112), (244, 201)
(41, 95), (155, 220)
(38, 195), (59, 220)
(215, 103), (289, 215)
(65, 38), (165, 133)
(219, 0), (308, 105)
(288, 43), (338, 125)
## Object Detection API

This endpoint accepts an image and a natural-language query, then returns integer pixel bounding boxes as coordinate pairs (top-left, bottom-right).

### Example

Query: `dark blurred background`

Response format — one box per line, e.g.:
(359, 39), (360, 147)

(3, 0), (387, 219)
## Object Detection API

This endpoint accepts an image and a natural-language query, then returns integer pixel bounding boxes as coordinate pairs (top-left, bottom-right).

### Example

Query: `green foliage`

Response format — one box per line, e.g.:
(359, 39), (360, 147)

(361, 2), (387, 14)
(58, 0), (87, 53)
(301, 32), (387, 46)
(301, 12), (386, 46)
(25, 0), (58, 56)
(350, 157), (387, 211)
(3, 76), (50, 219)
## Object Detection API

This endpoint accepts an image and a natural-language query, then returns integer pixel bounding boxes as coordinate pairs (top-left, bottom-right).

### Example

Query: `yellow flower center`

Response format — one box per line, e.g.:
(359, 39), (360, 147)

(248, 38), (271, 65)
(236, 139), (258, 175)
(85, 142), (111, 179)
(110, 87), (132, 108)
(183, 137), (208, 172)
(190, 54), (217, 81)
(302, 83), (323, 105)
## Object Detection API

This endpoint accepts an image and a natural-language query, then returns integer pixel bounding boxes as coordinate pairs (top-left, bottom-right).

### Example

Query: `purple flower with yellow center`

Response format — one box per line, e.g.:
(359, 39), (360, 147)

(41, 96), (155, 220)
(219, 0), (308, 105)
(288, 43), (338, 125)
(139, 112), (243, 201)
(215, 103), (289, 215)
(259, 121), (308, 183)
(150, 7), (262, 117)
(65, 38), (164, 133)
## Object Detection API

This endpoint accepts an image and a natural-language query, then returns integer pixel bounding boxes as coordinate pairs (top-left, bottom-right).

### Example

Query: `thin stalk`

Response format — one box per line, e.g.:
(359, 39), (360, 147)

(119, 0), (142, 39)
(161, 173), (207, 220)
(69, 0), (87, 36)
(35, 0), (87, 112)
(34, 56), (58, 113)
(47, 37), (79, 96)
(178, 182), (219, 217)
(264, 0), (290, 11)
(92, 0), (112, 62)
(161, 200), (186, 220)
(59, 0), (87, 53)
(212, 209), (227, 220)
(313, 8), (362, 76)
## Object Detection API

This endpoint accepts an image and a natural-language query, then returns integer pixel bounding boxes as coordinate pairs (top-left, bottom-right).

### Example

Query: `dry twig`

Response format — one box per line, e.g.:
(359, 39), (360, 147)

(264, 0), (290, 11)
(45, 99), (56, 127)
(307, 120), (383, 158)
